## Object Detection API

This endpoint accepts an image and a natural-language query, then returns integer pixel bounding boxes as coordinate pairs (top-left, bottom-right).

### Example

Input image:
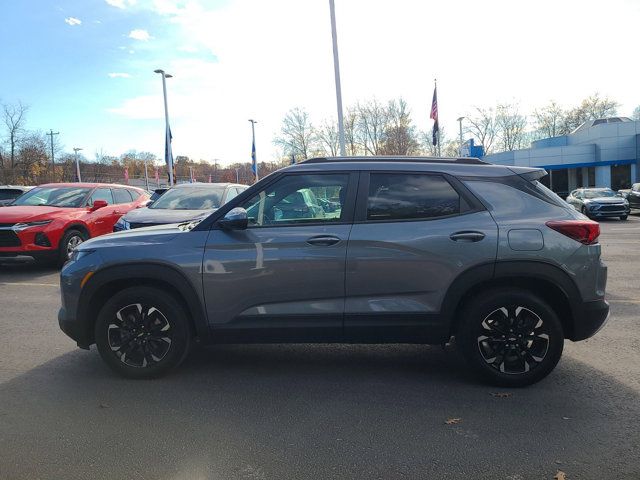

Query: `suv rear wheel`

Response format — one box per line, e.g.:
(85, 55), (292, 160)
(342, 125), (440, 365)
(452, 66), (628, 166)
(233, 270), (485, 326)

(457, 288), (564, 387)
(95, 286), (192, 379)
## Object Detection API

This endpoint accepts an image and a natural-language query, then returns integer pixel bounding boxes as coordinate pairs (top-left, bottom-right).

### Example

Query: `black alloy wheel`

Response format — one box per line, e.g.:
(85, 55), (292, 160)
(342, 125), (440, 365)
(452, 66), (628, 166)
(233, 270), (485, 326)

(95, 286), (191, 378)
(457, 288), (564, 387)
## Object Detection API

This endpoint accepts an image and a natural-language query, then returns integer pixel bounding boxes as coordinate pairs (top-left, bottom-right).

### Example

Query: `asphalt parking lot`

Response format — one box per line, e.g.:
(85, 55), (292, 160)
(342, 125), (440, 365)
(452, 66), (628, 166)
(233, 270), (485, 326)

(0, 217), (639, 480)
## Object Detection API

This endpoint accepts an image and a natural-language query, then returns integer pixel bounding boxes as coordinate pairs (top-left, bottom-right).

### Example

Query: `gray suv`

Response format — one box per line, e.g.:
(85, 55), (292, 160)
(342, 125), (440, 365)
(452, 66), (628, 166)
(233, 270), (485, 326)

(58, 157), (609, 386)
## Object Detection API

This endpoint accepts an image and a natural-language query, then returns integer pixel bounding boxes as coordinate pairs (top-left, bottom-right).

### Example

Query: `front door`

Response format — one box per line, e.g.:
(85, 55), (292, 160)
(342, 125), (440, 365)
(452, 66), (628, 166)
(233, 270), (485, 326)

(202, 172), (357, 342)
(85, 187), (117, 237)
(344, 171), (498, 342)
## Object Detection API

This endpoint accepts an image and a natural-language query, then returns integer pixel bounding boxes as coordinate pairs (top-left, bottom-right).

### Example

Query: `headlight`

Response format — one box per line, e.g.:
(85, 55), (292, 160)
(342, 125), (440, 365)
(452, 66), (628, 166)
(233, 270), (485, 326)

(115, 218), (130, 230)
(68, 249), (95, 263)
(12, 220), (53, 231)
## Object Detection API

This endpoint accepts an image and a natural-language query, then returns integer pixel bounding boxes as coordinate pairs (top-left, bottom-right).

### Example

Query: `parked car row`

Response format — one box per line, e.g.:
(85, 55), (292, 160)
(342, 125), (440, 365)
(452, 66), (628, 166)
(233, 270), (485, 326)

(0, 181), (249, 266)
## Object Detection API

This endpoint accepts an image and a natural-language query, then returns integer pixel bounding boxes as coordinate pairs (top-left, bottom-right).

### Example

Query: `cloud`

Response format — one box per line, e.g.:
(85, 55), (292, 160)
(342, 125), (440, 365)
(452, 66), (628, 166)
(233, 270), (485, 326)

(108, 72), (131, 78)
(128, 29), (151, 41)
(105, 0), (136, 8)
(64, 17), (82, 26)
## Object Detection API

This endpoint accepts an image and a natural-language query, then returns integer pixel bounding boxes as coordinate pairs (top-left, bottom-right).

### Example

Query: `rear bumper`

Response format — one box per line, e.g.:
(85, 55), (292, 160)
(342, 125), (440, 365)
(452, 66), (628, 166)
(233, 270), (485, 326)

(571, 299), (610, 341)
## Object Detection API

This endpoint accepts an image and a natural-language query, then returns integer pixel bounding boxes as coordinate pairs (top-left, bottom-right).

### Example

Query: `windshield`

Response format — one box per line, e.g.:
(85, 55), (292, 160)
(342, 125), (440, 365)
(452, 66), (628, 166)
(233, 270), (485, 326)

(584, 189), (619, 199)
(150, 186), (225, 210)
(11, 186), (92, 207)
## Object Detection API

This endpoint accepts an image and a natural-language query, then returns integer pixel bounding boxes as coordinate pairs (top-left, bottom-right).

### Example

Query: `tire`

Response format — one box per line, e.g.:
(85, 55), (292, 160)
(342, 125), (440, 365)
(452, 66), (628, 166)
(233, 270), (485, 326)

(95, 286), (192, 379)
(456, 288), (564, 387)
(57, 229), (87, 267)
(620, 216), (628, 221)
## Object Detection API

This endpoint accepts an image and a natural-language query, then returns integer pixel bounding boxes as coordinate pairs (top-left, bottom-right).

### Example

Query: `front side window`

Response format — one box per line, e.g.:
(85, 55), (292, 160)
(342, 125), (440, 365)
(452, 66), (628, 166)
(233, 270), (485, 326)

(89, 188), (114, 205)
(240, 174), (349, 227)
(367, 173), (463, 221)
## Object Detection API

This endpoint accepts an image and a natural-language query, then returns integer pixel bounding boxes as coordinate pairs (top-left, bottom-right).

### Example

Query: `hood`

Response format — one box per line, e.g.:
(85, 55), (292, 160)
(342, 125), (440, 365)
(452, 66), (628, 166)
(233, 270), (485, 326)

(585, 197), (626, 204)
(81, 224), (183, 250)
(121, 207), (214, 225)
(0, 205), (80, 223)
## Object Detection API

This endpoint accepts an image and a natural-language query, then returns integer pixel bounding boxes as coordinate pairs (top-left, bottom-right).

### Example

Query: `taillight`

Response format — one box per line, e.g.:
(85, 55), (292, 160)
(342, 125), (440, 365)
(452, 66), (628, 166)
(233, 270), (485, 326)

(545, 220), (600, 245)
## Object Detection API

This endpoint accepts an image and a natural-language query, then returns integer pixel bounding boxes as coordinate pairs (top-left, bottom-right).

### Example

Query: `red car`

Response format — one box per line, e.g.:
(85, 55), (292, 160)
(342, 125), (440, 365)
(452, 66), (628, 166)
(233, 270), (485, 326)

(0, 183), (149, 265)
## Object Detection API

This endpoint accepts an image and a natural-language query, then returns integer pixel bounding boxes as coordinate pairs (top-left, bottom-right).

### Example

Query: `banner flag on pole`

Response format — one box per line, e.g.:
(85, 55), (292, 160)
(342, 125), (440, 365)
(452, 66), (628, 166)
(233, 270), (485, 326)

(165, 126), (174, 183)
(430, 82), (439, 147)
(154, 167), (159, 186)
(251, 138), (258, 181)
(124, 166), (129, 184)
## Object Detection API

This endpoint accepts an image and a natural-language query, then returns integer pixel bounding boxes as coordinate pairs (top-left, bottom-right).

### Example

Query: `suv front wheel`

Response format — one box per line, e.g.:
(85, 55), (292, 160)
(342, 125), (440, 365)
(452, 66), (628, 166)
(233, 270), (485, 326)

(95, 286), (192, 379)
(457, 288), (564, 387)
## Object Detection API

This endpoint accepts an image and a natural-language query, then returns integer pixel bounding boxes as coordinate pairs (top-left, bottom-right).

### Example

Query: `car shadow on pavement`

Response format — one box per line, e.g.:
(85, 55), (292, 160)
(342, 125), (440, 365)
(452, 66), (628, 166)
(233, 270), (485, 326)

(0, 257), (58, 279)
(0, 344), (639, 480)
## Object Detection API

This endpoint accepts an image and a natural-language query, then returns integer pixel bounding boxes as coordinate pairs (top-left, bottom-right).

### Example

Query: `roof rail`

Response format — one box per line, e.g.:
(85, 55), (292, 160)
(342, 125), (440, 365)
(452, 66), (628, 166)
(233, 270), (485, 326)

(301, 156), (489, 165)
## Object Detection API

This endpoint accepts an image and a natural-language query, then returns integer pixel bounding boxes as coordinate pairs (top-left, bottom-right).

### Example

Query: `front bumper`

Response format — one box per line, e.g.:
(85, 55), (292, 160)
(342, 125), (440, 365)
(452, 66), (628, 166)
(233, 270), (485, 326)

(571, 299), (610, 341)
(587, 206), (630, 218)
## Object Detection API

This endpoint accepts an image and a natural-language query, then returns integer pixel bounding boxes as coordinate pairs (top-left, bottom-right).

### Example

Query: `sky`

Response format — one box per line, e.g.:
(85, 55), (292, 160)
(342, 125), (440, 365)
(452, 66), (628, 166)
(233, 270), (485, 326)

(1, 0), (639, 166)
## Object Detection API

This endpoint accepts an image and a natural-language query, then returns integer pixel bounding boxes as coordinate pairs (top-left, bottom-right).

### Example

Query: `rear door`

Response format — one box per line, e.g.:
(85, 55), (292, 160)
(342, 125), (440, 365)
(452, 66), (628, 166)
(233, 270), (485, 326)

(344, 171), (498, 342)
(202, 172), (357, 342)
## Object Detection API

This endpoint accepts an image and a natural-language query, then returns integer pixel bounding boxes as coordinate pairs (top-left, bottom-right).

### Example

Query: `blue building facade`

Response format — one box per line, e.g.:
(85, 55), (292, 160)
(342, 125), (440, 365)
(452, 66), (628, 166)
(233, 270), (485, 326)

(483, 118), (639, 195)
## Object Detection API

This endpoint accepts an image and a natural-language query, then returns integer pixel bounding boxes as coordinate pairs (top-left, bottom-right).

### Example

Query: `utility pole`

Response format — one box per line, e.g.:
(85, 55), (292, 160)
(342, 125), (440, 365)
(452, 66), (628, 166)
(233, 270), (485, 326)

(329, 0), (346, 156)
(46, 130), (59, 182)
(73, 147), (83, 182)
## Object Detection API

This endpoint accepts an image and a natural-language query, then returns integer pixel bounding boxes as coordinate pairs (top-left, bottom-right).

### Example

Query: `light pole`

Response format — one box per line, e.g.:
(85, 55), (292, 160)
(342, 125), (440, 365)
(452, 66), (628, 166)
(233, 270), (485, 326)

(235, 168), (240, 183)
(249, 119), (258, 183)
(143, 156), (150, 191)
(73, 147), (83, 182)
(154, 69), (174, 186)
(329, 0), (346, 156)
(456, 116), (465, 157)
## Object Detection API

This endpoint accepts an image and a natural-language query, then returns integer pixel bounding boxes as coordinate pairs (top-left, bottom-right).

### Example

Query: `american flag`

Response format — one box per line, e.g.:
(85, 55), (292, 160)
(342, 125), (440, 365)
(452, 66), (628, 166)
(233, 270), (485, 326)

(430, 84), (439, 146)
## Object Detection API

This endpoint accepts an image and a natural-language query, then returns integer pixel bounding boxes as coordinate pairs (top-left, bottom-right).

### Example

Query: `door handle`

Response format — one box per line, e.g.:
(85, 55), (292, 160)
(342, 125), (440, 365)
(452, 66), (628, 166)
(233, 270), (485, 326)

(306, 235), (341, 246)
(112, 210), (124, 215)
(450, 231), (485, 242)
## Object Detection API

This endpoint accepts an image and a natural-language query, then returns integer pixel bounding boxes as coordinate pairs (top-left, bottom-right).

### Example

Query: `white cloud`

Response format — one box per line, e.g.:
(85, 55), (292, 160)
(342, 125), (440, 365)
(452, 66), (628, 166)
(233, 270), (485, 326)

(108, 72), (131, 78)
(64, 17), (82, 26)
(128, 29), (151, 41)
(104, 0), (640, 165)
(105, 0), (136, 9)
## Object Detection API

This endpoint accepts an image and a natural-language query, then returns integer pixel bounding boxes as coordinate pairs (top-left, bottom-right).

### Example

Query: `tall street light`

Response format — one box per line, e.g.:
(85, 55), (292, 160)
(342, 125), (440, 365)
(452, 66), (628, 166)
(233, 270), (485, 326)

(73, 147), (83, 182)
(154, 69), (174, 186)
(329, 0), (346, 156)
(249, 119), (258, 183)
(456, 116), (465, 157)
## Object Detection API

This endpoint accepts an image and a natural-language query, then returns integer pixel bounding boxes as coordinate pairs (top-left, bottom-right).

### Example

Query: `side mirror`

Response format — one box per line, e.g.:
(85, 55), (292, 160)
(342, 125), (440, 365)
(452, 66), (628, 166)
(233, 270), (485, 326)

(218, 207), (248, 230)
(91, 200), (108, 211)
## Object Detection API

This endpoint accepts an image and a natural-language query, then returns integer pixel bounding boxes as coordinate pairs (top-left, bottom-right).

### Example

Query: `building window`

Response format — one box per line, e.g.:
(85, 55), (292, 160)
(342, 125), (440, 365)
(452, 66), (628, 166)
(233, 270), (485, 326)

(587, 167), (595, 187)
(611, 164), (631, 191)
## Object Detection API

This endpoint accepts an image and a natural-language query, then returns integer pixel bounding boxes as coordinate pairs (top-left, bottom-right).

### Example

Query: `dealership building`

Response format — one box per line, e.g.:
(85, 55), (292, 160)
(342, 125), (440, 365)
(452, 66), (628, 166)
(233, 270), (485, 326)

(483, 117), (640, 195)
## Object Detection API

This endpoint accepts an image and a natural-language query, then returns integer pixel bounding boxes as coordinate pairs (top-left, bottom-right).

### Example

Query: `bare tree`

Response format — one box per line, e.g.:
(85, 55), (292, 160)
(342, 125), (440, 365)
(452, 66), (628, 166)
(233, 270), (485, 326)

(562, 93), (619, 133)
(274, 107), (316, 160)
(632, 105), (640, 121)
(466, 107), (498, 154)
(533, 101), (566, 139)
(381, 98), (419, 155)
(315, 119), (340, 157)
(496, 103), (528, 152)
(2, 101), (29, 169)
(343, 108), (359, 156)
(419, 126), (448, 156)
(356, 99), (389, 155)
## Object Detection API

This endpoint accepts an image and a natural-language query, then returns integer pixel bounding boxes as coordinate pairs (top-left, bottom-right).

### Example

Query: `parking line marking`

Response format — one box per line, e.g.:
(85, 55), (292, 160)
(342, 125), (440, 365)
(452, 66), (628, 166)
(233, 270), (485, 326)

(0, 282), (58, 287)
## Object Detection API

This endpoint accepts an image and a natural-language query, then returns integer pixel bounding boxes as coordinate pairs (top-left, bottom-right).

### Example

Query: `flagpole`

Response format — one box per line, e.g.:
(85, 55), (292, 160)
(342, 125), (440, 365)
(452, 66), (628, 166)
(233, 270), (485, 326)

(155, 69), (174, 186)
(329, 0), (346, 156)
(249, 119), (258, 183)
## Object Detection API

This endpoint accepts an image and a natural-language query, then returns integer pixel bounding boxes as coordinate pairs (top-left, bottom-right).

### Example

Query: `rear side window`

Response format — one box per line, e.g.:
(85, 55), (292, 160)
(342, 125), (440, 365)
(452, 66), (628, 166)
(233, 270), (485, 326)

(127, 188), (142, 200)
(367, 173), (465, 221)
(89, 188), (114, 205)
(113, 188), (133, 204)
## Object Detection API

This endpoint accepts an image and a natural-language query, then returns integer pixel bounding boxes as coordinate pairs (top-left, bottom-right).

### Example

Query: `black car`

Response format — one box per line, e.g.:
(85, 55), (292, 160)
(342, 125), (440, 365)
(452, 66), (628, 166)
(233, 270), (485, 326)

(114, 182), (248, 231)
(0, 185), (33, 206)
(566, 187), (630, 220)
